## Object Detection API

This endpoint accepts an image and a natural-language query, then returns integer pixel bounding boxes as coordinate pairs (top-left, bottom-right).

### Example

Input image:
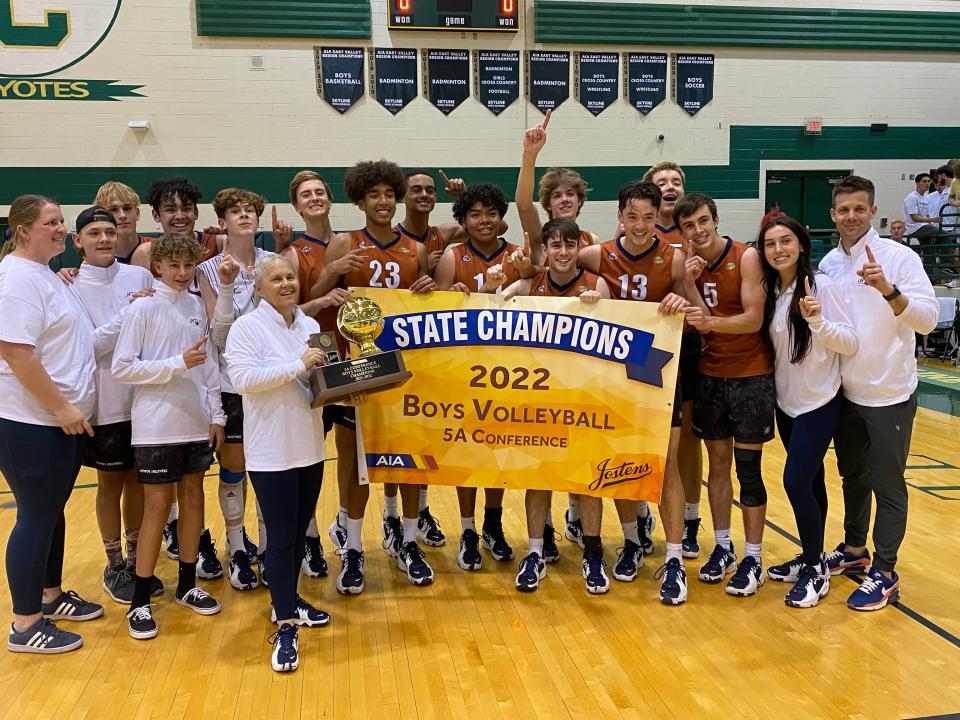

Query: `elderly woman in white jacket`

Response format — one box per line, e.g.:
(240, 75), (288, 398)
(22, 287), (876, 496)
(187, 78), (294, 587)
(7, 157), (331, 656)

(225, 253), (352, 673)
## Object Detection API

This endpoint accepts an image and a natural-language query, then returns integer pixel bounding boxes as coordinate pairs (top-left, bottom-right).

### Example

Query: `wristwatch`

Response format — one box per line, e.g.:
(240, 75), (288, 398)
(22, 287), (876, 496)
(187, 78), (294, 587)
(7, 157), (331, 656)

(883, 284), (902, 302)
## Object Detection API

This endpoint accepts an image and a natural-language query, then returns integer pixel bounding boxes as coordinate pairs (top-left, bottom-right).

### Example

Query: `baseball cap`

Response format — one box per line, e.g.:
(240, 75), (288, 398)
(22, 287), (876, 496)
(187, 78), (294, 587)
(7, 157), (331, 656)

(75, 206), (117, 234)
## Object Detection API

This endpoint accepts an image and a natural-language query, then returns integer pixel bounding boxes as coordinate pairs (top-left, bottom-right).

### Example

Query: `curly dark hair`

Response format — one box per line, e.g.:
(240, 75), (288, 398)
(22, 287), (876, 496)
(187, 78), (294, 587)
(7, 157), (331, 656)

(146, 176), (202, 213)
(452, 183), (509, 224)
(343, 160), (406, 204)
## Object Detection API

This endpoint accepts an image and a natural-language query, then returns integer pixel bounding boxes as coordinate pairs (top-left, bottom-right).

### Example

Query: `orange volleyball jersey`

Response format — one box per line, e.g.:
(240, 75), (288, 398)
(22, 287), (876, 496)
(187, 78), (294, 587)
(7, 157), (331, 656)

(598, 236), (675, 302)
(655, 224), (688, 254)
(579, 230), (595, 249)
(528, 268), (604, 298)
(395, 223), (447, 257)
(292, 234), (340, 335)
(453, 239), (521, 292)
(694, 238), (772, 378)
(342, 229), (420, 290)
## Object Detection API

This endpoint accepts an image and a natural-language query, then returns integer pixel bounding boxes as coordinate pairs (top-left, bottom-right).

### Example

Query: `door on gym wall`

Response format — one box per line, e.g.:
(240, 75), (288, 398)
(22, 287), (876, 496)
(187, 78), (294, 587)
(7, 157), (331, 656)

(764, 170), (851, 230)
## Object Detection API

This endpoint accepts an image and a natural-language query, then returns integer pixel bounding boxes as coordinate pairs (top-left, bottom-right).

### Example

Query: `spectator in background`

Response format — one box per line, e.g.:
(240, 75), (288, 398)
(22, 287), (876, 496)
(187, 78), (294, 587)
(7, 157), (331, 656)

(887, 218), (908, 245)
(903, 173), (942, 244)
(761, 201), (786, 228)
(932, 166), (957, 238)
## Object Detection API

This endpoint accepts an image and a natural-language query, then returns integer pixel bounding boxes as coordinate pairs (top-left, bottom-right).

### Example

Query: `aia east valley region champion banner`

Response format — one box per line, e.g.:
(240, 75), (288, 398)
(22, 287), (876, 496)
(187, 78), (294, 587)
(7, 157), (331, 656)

(354, 289), (682, 501)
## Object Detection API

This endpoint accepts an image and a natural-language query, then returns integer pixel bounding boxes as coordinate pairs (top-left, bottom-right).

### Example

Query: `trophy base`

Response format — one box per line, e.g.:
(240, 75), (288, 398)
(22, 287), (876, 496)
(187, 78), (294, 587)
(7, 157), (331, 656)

(310, 350), (412, 407)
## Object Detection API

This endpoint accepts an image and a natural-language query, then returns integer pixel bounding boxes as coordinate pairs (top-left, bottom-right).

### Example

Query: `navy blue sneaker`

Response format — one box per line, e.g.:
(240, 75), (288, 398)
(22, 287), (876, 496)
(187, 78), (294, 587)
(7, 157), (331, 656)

(270, 623), (299, 672)
(458, 529), (482, 571)
(847, 567), (900, 611)
(41, 590), (103, 622)
(243, 529), (259, 559)
(726, 555), (764, 597)
(228, 550), (259, 591)
(542, 525), (560, 564)
(398, 542), (434, 585)
(515, 552), (546, 592)
(417, 507), (446, 547)
(825, 542), (871, 576)
(564, 510), (584, 549)
(196, 529), (223, 579)
(582, 551), (610, 594)
(301, 536), (328, 578)
(682, 518), (701, 558)
(481, 523), (514, 561)
(655, 558), (688, 605)
(126, 605), (158, 640)
(785, 562), (829, 608)
(271, 596), (331, 627)
(382, 516), (403, 558)
(637, 511), (656, 555)
(328, 517), (347, 551)
(163, 519), (180, 560)
(8, 619), (82, 654)
(698, 543), (736, 583)
(612, 539), (644, 582)
(336, 549), (365, 595)
(768, 554), (804, 583)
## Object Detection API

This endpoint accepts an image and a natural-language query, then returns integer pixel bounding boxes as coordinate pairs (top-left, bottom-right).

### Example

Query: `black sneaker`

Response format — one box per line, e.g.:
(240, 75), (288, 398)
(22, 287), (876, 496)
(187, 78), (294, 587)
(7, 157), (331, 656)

(582, 551), (610, 594)
(126, 605), (158, 640)
(41, 590), (103, 622)
(163, 519), (179, 560)
(767, 554), (804, 583)
(726, 556), (765, 597)
(655, 557), (688, 605)
(398, 541), (435, 585)
(228, 549), (259, 591)
(564, 510), (585, 549)
(698, 543), (737, 583)
(637, 511), (656, 555)
(103, 565), (135, 604)
(150, 575), (164, 597)
(336, 549), (365, 595)
(612, 539), (644, 582)
(682, 518), (701, 559)
(481, 523), (514, 561)
(542, 525), (560, 564)
(515, 552), (546, 592)
(270, 623), (299, 672)
(271, 596), (331, 628)
(243, 529), (259, 559)
(417, 507), (446, 547)
(196, 529), (224, 579)
(8, 618), (82, 654)
(176, 586), (221, 615)
(457, 529), (482, 571)
(381, 516), (403, 558)
(301, 536), (328, 578)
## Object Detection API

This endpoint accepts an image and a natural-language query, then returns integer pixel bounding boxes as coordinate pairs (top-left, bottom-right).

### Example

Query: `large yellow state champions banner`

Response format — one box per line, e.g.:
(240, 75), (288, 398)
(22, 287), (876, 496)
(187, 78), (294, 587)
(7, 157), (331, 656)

(354, 288), (682, 501)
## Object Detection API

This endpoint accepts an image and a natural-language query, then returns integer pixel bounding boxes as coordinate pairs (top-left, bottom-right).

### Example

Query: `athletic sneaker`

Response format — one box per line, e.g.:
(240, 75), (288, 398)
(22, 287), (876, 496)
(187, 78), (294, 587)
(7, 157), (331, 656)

(768, 554), (804, 583)
(270, 623), (299, 672)
(417, 507), (446, 547)
(175, 586), (221, 615)
(150, 575), (164, 597)
(481, 523), (514, 561)
(682, 518), (701, 558)
(637, 511), (656, 555)
(336, 549), (365, 595)
(328, 517), (347, 551)
(582, 552), (610, 594)
(542, 525), (560, 563)
(302, 536), (328, 578)
(825, 542), (871, 576)
(655, 558), (688, 605)
(398, 542), (434, 585)
(229, 550), (259, 591)
(243, 529), (259, 559)
(458, 529), (482, 571)
(515, 552), (546, 592)
(196, 529), (224, 579)
(126, 605), (158, 640)
(698, 543), (737, 583)
(258, 554), (269, 588)
(163, 518), (179, 560)
(785, 563), (829, 608)
(8, 618), (82, 654)
(726, 556), (764, 597)
(41, 590), (103, 621)
(271, 596), (331, 627)
(612, 539), (644, 582)
(382, 516), (403, 558)
(564, 510), (584, 549)
(847, 567), (900, 611)
(103, 565), (135, 604)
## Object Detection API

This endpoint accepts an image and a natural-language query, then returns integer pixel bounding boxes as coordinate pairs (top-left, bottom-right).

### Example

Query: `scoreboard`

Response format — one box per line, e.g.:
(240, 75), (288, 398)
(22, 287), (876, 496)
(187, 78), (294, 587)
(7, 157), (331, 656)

(388, 0), (519, 32)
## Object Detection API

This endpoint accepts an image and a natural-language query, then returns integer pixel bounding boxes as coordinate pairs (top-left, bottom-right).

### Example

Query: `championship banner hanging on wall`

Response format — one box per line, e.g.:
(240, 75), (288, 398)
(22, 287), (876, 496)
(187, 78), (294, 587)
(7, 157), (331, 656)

(315, 47), (364, 114)
(527, 50), (569, 114)
(625, 52), (667, 115)
(370, 47), (418, 115)
(424, 49), (470, 115)
(474, 50), (520, 116)
(353, 289), (682, 502)
(673, 54), (714, 116)
(575, 52), (618, 117)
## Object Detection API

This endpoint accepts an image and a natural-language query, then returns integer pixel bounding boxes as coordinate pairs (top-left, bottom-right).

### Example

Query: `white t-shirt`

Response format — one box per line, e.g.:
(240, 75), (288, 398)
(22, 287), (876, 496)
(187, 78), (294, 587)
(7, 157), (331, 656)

(0, 255), (96, 426)
(903, 190), (930, 235)
(769, 273), (858, 418)
(69, 261), (154, 425)
(224, 301), (325, 472)
(112, 281), (226, 445)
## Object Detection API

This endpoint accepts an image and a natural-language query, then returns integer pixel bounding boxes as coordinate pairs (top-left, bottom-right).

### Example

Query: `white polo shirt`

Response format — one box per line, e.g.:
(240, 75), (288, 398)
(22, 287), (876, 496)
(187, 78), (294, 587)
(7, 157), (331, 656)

(0, 255), (96, 426)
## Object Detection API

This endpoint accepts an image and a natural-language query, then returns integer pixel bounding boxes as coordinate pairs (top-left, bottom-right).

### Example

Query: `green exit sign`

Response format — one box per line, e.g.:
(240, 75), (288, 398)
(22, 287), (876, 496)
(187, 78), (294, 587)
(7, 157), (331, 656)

(388, 0), (519, 31)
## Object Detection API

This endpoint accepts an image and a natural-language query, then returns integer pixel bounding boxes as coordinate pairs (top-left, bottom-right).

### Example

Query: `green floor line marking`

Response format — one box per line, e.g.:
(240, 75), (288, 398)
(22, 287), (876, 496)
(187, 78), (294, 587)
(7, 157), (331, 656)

(917, 366), (960, 392)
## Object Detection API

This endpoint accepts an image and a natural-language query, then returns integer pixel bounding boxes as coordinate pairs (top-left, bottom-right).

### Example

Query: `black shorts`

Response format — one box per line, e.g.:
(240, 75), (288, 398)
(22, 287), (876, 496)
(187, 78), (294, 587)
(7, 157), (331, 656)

(671, 381), (682, 428)
(679, 332), (702, 403)
(85, 421), (135, 472)
(221, 392), (244, 444)
(134, 441), (214, 484)
(322, 404), (357, 435)
(693, 373), (776, 444)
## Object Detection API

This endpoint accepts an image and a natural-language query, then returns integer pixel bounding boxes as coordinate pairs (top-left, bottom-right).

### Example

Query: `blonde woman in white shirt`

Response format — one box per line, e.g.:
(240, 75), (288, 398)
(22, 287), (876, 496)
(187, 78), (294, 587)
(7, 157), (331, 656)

(225, 254), (359, 673)
(758, 216), (857, 608)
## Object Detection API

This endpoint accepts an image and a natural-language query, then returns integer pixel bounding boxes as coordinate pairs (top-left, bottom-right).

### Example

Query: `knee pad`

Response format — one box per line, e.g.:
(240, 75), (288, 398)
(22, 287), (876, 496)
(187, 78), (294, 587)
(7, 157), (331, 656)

(734, 447), (767, 507)
(218, 469), (245, 521)
(219, 468), (245, 484)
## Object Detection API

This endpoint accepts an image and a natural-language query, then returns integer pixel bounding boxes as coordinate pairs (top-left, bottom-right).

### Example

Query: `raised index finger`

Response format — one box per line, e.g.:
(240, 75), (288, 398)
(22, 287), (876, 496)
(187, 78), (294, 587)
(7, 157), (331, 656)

(803, 276), (813, 296)
(523, 231), (531, 254)
(865, 245), (876, 264)
(438, 169), (450, 184)
(541, 108), (552, 130)
(272, 204), (279, 229)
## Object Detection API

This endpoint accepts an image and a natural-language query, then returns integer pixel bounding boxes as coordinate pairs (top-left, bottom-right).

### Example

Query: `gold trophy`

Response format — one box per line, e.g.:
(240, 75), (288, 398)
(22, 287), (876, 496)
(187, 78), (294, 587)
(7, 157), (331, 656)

(309, 296), (412, 407)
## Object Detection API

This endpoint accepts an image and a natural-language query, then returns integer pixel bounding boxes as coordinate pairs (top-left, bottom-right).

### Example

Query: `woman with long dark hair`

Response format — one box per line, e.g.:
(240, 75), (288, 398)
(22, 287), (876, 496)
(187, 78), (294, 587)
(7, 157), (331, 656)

(758, 216), (858, 608)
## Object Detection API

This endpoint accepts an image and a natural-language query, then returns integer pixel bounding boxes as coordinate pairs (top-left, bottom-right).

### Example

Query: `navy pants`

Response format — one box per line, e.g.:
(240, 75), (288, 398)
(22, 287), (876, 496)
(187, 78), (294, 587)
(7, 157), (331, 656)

(249, 462), (323, 620)
(0, 419), (85, 615)
(775, 392), (843, 566)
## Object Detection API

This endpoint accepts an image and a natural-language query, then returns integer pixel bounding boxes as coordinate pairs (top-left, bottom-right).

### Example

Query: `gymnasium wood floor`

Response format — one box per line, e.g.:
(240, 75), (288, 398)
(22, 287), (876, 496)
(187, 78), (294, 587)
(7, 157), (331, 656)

(1, 378), (959, 719)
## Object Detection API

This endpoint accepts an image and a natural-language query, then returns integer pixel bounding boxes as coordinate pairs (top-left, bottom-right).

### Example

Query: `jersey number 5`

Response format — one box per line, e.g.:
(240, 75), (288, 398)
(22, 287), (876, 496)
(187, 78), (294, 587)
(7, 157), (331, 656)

(702, 282), (719, 308)
(369, 260), (401, 289)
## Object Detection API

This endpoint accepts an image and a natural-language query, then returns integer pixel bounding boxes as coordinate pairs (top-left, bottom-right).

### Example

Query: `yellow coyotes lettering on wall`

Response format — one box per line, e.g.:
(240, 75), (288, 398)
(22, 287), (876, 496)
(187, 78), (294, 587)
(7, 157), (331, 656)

(354, 288), (683, 501)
